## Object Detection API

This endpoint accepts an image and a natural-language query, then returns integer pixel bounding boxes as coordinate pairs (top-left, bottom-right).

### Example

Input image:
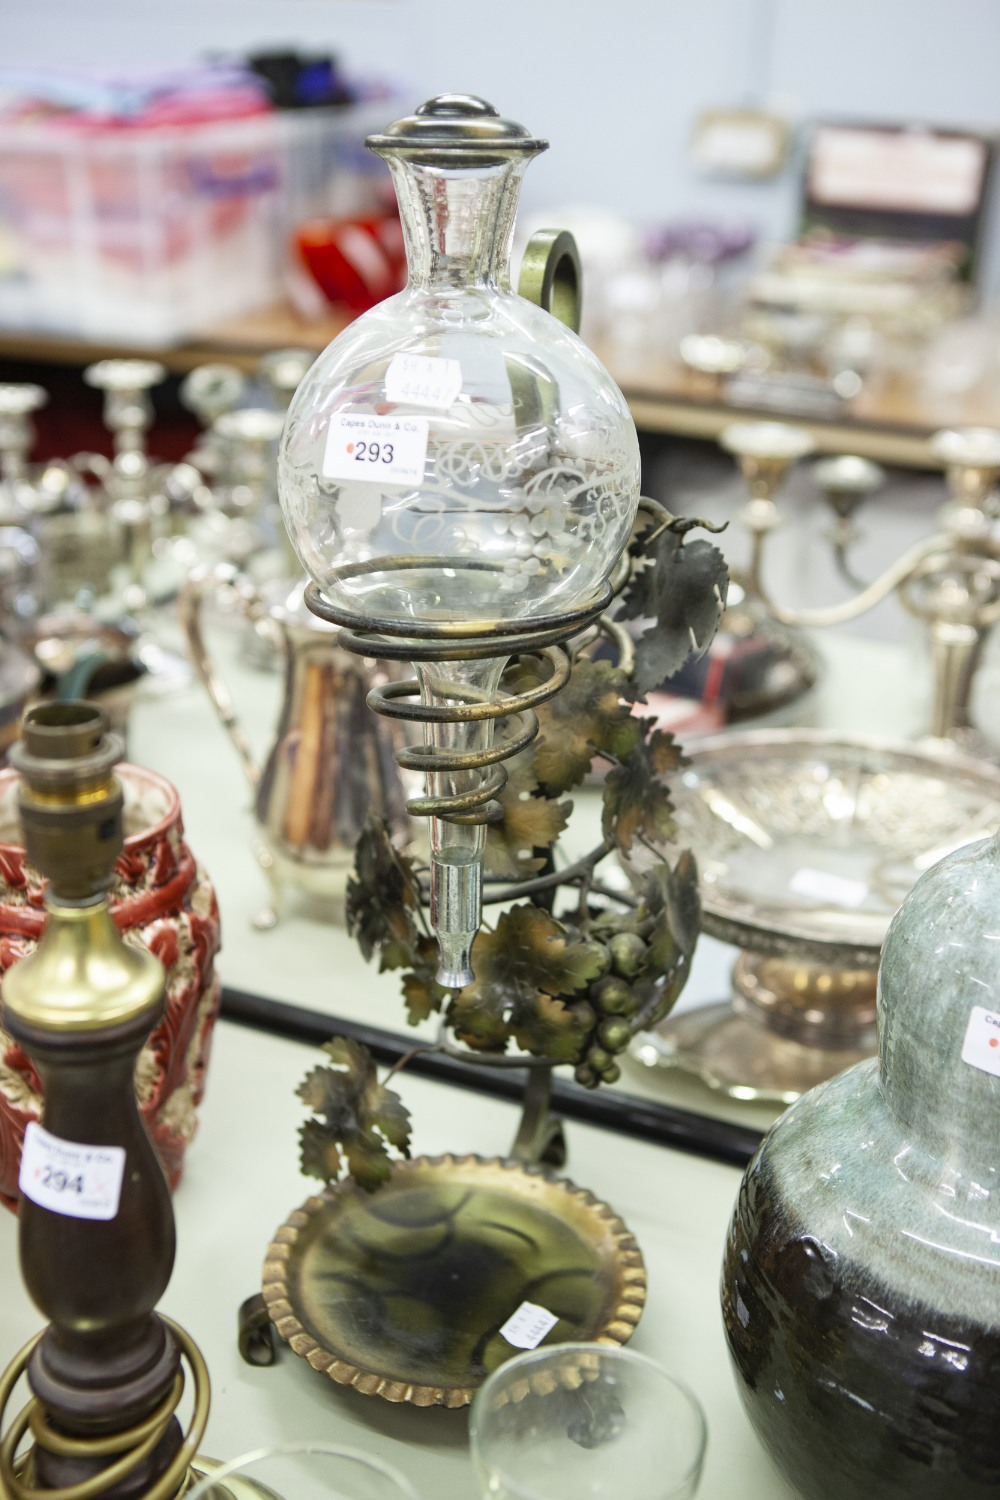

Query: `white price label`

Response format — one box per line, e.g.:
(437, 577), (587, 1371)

(961, 1005), (1000, 1078)
(322, 414), (429, 487)
(384, 353), (462, 410)
(789, 867), (869, 908)
(499, 1301), (559, 1350)
(19, 1122), (125, 1221)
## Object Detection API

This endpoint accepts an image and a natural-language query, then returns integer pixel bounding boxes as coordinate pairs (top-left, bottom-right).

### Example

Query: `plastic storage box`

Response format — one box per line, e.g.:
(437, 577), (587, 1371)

(0, 103), (389, 346)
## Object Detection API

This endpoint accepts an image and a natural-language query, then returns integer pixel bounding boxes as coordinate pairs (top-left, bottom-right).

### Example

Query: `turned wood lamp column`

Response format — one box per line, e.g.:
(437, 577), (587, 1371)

(0, 702), (209, 1500)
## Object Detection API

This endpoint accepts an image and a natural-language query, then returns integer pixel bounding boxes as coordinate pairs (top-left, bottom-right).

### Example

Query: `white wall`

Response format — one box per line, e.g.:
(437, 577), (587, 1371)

(5, 0), (1000, 289)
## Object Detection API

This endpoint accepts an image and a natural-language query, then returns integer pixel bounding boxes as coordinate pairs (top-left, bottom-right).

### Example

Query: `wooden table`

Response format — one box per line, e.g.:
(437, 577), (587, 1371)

(595, 343), (1000, 468)
(0, 304), (351, 377)
(1, 300), (998, 467)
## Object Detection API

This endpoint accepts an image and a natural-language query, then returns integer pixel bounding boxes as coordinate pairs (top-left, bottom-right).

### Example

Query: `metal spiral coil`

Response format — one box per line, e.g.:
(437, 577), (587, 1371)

(371, 643), (571, 826)
(0, 1317), (210, 1500)
(304, 570), (610, 829)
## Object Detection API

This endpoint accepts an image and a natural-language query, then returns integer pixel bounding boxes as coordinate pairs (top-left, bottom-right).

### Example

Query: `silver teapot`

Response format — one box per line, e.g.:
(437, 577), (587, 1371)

(180, 567), (412, 929)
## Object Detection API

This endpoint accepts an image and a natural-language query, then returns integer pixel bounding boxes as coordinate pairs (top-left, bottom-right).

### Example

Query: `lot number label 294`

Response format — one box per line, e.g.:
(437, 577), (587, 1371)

(19, 1121), (126, 1221)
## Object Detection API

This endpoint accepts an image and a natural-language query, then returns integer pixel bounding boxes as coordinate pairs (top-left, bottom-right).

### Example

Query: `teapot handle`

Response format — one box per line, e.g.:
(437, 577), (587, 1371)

(178, 564), (270, 790)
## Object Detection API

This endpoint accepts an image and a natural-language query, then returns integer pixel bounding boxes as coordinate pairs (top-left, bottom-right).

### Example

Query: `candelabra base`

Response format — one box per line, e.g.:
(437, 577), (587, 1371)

(698, 579), (823, 726)
(633, 999), (876, 1105)
(632, 950), (878, 1104)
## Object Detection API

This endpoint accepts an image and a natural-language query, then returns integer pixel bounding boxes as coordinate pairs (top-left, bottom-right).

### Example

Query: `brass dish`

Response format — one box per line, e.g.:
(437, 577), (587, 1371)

(262, 1153), (646, 1409)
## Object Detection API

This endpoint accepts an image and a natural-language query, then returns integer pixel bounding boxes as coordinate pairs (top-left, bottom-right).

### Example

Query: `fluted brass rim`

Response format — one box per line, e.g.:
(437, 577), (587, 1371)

(261, 1153), (647, 1409)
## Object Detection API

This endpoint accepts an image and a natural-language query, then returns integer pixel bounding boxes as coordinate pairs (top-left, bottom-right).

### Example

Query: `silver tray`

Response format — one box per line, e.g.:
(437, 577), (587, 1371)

(662, 729), (1000, 969)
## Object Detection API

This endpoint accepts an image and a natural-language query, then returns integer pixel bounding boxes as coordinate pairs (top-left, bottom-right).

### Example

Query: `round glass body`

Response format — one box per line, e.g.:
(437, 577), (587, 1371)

(279, 105), (640, 636)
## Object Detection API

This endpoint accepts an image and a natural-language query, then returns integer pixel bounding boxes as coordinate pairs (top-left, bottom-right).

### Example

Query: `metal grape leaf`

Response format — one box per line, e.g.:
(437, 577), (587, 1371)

(667, 848), (701, 954)
(342, 1136), (393, 1190)
(480, 904), (608, 999)
(345, 818), (424, 971)
(295, 1035), (411, 1193)
(365, 1082), (411, 1152)
(602, 728), (684, 856)
(401, 936), (448, 1026)
(447, 905), (607, 1057)
(503, 656), (641, 795)
(485, 756), (571, 879)
(298, 1118), (346, 1184)
(636, 852), (701, 1028)
(510, 991), (591, 1063)
(619, 530), (729, 696)
(445, 984), (511, 1053)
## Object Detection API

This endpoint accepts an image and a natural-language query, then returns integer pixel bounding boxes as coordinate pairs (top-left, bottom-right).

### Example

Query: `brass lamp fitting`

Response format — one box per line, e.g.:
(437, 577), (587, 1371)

(8, 701), (124, 903)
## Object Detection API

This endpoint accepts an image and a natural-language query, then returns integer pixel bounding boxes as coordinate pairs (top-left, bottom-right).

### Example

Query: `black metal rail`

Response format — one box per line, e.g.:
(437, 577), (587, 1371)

(220, 987), (764, 1169)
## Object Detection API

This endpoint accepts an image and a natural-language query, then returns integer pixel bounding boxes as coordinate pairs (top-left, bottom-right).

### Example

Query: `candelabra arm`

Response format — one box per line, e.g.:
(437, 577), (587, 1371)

(975, 594), (1000, 627)
(830, 535), (871, 593)
(749, 529), (955, 630)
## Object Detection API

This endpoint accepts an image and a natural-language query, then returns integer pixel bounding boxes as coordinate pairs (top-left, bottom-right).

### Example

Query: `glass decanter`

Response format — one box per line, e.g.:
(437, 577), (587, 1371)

(279, 94), (640, 987)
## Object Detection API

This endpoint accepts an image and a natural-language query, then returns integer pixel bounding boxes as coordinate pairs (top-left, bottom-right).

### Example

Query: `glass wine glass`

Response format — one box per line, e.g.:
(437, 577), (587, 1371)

(469, 1343), (707, 1500)
(186, 1440), (421, 1500)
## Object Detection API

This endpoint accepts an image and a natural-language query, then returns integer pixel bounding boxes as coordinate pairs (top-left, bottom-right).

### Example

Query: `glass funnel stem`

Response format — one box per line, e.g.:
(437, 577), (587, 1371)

(415, 656), (507, 990)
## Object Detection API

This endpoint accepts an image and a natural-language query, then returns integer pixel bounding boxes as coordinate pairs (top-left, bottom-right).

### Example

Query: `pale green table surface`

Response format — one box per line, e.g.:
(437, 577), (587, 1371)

(0, 1019), (794, 1500)
(0, 621), (989, 1499)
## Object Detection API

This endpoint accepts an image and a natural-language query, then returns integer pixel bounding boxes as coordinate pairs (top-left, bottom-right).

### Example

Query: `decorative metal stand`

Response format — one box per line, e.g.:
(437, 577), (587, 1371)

(241, 91), (730, 1411)
(237, 474), (728, 1395)
(0, 704), (210, 1500)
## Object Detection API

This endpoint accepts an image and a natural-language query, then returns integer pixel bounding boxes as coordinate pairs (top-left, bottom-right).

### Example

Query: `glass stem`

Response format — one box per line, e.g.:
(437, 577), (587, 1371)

(415, 655), (507, 990)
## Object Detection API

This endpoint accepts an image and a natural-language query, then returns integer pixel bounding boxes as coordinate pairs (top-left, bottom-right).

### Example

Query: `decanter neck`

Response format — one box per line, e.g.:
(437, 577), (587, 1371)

(389, 158), (527, 292)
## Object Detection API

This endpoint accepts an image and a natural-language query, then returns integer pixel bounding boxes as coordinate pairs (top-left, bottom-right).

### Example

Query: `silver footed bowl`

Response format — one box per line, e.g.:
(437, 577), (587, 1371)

(652, 728), (1000, 970)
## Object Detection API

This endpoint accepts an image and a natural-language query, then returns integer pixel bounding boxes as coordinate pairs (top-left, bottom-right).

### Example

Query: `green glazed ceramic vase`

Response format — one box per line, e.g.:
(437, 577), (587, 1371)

(722, 829), (1000, 1500)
